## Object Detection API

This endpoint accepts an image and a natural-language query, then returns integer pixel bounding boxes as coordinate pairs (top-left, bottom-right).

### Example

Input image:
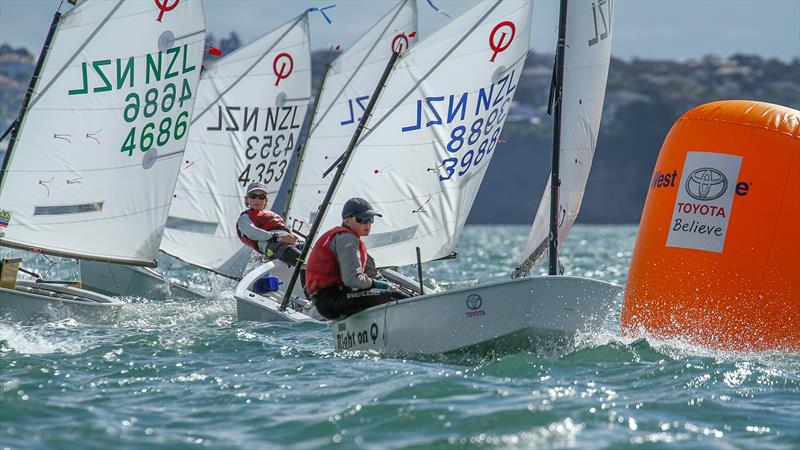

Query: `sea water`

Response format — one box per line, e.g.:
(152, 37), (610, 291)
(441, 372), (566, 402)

(1, 225), (798, 449)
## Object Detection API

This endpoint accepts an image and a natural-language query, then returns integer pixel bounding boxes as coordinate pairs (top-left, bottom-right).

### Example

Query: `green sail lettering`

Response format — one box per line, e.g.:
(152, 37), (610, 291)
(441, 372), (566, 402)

(66, 46), (192, 96)
(117, 57), (134, 90)
(165, 47), (180, 79)
(68, 62), (89, 95)
(92, 59), (112, 93)
(146, 52), (162, 84)
(181, 44), (195, 74)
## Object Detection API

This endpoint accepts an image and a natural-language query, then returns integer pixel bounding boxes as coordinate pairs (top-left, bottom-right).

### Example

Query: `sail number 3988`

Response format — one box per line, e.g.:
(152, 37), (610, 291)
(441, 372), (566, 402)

(439, 101), (507, 181)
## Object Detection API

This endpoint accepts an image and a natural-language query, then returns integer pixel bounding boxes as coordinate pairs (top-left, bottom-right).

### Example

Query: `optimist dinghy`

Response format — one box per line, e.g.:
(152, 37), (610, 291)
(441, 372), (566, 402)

(238, 0), (619, 357)
(235, 0), (418, 322)
(297, 0), (616, 356)
(0, 0), (206, 321)
(1, 274), (121, 324)
(81, 11), (312, 300)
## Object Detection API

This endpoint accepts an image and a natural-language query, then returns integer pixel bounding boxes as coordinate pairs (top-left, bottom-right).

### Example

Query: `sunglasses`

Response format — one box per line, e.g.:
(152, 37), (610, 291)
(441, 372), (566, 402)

(248, 193), (267, 200)
(354, 216), (374, 224)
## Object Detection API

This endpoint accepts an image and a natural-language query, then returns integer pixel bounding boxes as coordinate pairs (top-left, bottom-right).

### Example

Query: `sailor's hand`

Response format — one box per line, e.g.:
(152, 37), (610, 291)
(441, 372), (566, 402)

(279, 234), (298, 245)
(371, 279), (390, 290)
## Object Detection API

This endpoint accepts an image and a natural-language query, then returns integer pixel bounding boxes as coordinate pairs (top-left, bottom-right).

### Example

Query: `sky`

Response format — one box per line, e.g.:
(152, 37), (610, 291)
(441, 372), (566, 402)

(0, 0), (798, 62)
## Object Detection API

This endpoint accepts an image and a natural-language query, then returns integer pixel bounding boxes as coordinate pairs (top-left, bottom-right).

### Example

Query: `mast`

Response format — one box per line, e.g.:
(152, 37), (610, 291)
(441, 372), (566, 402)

(280, 50), (401, 310)
(548, 0), (568, 276)
(0, 11), (62, 189)
(282, 62), (331, 218)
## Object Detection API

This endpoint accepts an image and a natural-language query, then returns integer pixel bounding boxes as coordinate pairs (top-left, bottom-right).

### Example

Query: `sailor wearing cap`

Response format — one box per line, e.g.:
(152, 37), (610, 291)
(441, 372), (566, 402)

(236, 182), (301, 266)
(304, 197), (401, 319)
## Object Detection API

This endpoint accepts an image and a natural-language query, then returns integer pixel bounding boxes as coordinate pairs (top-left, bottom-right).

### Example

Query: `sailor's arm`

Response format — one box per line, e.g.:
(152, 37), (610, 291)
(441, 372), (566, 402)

(237, 214), (294, 242)
(330, 233), (375, 290)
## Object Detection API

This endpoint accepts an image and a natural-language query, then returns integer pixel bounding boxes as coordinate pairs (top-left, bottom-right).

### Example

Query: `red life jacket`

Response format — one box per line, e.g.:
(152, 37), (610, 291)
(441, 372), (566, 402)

(237, 208), (290, 251)
(305, 226), (367, 296)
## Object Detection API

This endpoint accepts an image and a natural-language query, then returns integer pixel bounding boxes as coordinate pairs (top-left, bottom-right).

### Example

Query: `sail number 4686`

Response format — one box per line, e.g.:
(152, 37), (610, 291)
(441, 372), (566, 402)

(120, 80), (193, 156)
(121, 112), (188, 156)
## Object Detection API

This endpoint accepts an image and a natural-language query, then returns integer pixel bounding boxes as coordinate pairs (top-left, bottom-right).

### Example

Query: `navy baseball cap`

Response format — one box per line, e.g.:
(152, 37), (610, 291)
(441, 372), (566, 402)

(341, 197), (382, 220)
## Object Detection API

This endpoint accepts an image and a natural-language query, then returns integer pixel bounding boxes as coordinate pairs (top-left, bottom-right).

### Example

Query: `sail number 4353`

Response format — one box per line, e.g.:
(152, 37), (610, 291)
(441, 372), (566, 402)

(236, 133), (294, 187)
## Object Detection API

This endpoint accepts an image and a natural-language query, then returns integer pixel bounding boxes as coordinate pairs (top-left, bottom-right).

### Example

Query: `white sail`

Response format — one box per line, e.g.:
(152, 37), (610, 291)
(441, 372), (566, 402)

(519, 0), (613, 269)
(159, 13), (311, 279)
(317, 0), (533, 267)
(285, 0), (418, 236)
(0, 0), (206, 266)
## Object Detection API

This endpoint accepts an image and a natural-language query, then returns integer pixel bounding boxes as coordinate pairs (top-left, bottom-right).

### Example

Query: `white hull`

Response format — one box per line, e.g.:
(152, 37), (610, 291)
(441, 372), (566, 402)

(331, 276), (620, 355)
(80, 261), (206, 301)
(0, 281), (124, 323)
(234, 262), (322, 323)
(235, 261), (619, 356)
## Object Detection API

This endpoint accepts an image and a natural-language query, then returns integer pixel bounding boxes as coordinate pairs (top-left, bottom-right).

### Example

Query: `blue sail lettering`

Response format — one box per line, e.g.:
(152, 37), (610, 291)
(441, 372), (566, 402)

(505, 69), (517, 97)
(404, 70), (518, 132)
(493, 73), (510, 107)
(355, 95), (369, 119)
(447, 93), (467, 124)
(475, 85), (494, 115)
(341, 95), (369, 126)
(401, 99), (423, 132)
(340, 98), (355, 125)
(425, 96), (444, 128)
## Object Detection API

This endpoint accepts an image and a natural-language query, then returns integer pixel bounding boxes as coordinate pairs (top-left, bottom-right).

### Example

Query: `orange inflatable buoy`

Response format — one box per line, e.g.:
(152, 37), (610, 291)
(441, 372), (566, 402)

(621, 100), (800, 351)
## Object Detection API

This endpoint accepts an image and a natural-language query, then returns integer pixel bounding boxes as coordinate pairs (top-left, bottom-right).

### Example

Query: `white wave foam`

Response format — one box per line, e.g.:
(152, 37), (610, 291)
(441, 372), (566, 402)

(0, 322), (87, 355)
(574, 327), (800, 371)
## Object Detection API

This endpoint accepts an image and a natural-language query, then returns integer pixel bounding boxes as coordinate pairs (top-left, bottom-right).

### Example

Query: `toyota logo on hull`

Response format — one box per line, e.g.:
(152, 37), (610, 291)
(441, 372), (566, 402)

(466, 294), (482, 310)
(686, 168), (727, 201)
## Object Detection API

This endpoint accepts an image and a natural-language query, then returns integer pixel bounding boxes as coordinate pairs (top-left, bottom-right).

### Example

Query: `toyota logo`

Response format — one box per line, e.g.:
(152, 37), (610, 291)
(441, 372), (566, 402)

(466, 294), (482, 310)
(686, 168), (727, 201)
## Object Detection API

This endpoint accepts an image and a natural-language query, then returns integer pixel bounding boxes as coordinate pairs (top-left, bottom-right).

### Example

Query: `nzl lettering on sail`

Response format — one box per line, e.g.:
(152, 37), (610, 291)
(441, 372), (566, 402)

(67, 44), (196, 95)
